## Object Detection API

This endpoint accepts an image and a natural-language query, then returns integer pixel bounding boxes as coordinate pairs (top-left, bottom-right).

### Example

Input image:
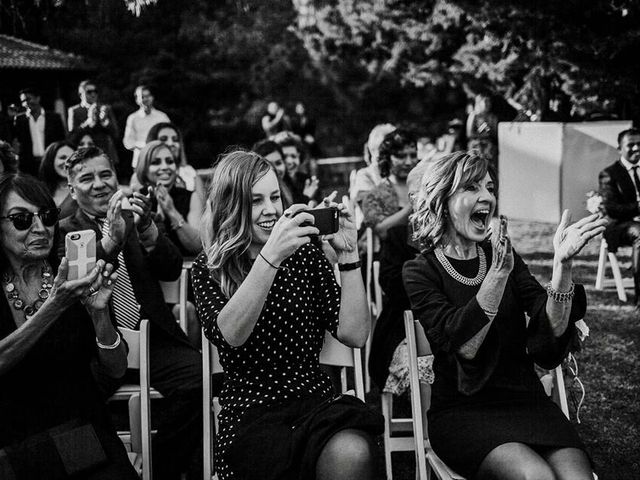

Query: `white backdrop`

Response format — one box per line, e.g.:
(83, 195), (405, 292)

(498, 121), (632, 223)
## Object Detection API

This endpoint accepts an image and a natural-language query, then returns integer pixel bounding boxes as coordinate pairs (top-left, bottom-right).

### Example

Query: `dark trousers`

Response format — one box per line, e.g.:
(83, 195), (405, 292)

(98, 324), (203, 480)
(619, 221), (640, 302)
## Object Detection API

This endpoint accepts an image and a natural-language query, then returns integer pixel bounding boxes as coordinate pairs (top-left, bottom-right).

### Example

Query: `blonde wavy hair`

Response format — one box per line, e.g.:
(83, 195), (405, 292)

(200, 150), (277, 298)
(411, 150), (497, 249)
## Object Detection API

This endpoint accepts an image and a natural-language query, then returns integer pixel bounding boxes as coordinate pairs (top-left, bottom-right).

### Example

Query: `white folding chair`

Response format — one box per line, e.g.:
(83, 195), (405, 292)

(594, 237), (632, 302)
(111, 320), (164, 480)
(404, 311), (465, 480)
(319, 331), (365, 401)
(202, 332), (223, 480)
(364, 227), (383, 392)
(159, 266), (189, 334)
(381, 391), (415, 480)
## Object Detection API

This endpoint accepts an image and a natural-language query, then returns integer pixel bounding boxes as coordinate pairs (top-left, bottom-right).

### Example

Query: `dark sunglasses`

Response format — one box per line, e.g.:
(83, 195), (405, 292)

(0, 208), (60, 231)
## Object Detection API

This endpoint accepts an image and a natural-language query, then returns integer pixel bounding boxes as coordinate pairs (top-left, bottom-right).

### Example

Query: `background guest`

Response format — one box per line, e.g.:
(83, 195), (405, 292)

(362, 128), (418, 241)
(0, 140), (19, 174)
(123, 85), (171, 170)
(252, 139), (294, 205)
(273, 130), (321, 206)
(38, 140), (77, 218)
(135, 140), (202, 256)
(11, 88), (65, 176)
(67, 80), (120, 168)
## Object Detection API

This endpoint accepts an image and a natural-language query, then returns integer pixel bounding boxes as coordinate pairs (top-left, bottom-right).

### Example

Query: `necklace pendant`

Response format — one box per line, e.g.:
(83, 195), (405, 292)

(38, 288), (50, 300)
(5, 282), (15, 293)
(12, 299), (24, 310)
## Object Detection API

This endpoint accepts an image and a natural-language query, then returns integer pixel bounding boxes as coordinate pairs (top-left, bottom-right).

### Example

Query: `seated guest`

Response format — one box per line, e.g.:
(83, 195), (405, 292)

(362, 129), (418, 241)
(368, 160), (431, 393)
(70, 127), (98, 149)
(0, 140), (19, 174)
(145, 122), (201, 195)
(251, 139), (293, 205)
(351, 123), (396, 208)
(192, 151), (383, 480)
(135, 140), (202, 256)
(135, 140), (202, 346)
(599, 127), (640, 307)
(0, 173), (136, 479)
(403, 151), (605, 479)
(38, 141), (77, 218)
(59, 147), (203, 480)
(273, 130), (321, 206)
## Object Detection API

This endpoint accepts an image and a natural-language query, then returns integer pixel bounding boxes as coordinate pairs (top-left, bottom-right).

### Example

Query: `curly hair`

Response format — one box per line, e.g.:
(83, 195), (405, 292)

(411, 150), (497, 249)
(377, 129), (417, 178)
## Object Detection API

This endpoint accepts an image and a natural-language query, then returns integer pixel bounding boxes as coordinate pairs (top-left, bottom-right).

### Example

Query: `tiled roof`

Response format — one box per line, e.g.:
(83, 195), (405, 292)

(0, 34), (90, 71)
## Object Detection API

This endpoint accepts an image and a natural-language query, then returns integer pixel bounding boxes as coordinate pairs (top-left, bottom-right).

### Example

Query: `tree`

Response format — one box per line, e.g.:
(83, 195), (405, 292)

(297, 0), (640, 121)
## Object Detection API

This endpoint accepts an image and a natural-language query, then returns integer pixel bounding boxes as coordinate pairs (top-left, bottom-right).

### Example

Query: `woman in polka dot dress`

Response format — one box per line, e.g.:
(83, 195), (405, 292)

(192, 151), (383, 480)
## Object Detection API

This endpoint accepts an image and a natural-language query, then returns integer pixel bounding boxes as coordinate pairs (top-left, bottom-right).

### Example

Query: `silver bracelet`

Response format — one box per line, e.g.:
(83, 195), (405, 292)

(545, 282), (575, 304)
(96, 332), (121, 350)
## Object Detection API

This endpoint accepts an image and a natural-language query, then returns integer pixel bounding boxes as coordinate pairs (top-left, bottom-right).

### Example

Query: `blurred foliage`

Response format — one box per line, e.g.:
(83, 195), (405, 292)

(1, 0), (639, 161)
(298, 0), (640, 122)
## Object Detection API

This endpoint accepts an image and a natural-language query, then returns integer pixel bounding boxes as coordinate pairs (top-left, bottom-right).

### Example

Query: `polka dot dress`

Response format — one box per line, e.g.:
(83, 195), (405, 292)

(192, 243), (341, 480)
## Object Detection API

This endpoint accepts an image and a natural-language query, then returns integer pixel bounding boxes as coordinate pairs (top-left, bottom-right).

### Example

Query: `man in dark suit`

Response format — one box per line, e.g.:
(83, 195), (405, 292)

(12, 87), (65, 176)
(599, 127), (640, 306)
(67, 80), (120, 166)
(59, 147), (203, 480)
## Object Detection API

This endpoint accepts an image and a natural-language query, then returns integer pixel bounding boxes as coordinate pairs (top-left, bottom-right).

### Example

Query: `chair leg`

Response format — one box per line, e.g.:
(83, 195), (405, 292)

(381, 393), (393, 480)
(608, 253), (628, 302)
(595, 240), (607, 290)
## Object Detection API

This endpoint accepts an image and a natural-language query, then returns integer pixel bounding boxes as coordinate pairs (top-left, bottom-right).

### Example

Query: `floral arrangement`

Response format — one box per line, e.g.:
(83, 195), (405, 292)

(585, 190), (604, 215)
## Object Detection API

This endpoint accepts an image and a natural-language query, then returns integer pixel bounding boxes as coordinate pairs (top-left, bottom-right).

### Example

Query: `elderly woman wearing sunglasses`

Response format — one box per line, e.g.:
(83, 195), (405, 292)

(0, 173), (137, 479)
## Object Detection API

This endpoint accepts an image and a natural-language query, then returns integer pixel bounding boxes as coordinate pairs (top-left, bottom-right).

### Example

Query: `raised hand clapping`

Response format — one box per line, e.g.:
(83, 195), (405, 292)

(553, 210), (607, 263)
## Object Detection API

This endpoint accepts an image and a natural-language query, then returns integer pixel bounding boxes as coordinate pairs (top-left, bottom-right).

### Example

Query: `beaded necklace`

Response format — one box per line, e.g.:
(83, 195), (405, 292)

(2, 263), (53, 319)
(434, 244), (486, 286)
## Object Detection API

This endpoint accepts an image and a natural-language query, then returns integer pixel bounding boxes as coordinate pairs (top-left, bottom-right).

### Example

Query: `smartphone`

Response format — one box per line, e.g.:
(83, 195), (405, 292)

(141, 185), (158, 212)
(300, 207), (340, 236)
(65, 230), (97, 281)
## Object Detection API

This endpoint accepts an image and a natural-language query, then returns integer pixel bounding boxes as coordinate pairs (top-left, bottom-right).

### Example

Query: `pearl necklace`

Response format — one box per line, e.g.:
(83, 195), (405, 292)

(2, 263), (53, 319)
(434, 245), (486, 286)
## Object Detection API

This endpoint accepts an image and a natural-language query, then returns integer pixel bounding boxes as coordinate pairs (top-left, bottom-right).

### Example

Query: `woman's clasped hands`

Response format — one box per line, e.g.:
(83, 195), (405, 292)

(490, 214), (514, 275)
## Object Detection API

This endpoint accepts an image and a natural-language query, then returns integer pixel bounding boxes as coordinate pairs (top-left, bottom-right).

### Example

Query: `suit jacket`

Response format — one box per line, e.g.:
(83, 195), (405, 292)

(67, 104), (120, 164)
(59, 208), (192, 347)
(599, 160), (640, 252)
(12, 111), (65, 174)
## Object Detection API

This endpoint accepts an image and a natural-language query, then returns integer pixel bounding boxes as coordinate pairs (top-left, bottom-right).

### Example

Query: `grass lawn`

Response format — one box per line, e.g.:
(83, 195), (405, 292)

(367, 219), (640, 480)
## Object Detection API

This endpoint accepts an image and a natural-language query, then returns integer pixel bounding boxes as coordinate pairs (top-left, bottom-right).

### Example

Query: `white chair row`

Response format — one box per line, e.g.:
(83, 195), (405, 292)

(594, 237), (633, 302)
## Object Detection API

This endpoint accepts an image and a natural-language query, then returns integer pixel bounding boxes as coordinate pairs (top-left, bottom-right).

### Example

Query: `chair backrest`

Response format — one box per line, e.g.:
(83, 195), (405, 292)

(118, 320), (153, 480)
(404, 311), (432, 438)
(319, 332), (365, 401)
(159, 266), (189, 333)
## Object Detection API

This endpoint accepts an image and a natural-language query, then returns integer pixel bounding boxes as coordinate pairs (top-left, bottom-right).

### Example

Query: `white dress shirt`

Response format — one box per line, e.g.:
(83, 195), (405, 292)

(28, 110), (46, 158)
(123, 107), (170, 167)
